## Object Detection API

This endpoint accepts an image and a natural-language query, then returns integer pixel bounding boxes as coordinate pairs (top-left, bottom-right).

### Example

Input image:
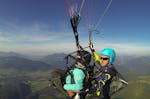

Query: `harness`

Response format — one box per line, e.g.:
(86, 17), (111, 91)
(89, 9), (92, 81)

(63, 65), (91, 91)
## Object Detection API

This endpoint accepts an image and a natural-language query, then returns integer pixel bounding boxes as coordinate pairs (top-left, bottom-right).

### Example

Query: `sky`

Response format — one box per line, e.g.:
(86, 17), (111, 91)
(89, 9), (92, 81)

(0, 0), (150, 56)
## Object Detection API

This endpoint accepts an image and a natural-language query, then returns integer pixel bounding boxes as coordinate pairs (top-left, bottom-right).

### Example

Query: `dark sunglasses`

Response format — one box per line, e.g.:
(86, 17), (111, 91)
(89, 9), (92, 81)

(100, 57), (109, 60)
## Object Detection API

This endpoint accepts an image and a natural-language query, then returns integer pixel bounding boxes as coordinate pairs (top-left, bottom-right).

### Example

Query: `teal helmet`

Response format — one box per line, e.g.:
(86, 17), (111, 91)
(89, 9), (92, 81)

(100, 48), (116, 65)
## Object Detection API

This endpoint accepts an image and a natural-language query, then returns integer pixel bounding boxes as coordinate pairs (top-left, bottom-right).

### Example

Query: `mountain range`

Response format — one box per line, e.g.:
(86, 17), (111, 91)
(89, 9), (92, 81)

(0, 55), (52, 71)
(114, 55), (150, 75)
(0, 51), (149, 74)
(0, 51), (149, 99)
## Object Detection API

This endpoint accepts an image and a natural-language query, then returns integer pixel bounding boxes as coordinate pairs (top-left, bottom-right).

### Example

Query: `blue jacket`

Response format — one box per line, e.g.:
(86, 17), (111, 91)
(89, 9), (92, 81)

(63, 65), (85, 91)
(86, 65), (116, 96)
(96, 66), (116, 83)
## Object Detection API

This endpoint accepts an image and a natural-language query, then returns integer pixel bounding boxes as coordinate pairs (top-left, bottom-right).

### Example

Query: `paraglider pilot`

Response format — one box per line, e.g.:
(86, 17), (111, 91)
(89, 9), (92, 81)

(87, 46), (117, 99)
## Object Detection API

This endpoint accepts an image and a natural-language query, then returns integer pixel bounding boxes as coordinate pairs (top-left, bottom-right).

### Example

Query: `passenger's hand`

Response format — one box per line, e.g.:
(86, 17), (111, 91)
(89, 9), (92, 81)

(67, 90), (76, 97)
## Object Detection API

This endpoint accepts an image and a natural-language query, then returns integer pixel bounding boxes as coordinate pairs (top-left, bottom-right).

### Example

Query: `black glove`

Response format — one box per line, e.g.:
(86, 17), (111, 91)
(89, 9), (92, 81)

(89, 42), (95, 52)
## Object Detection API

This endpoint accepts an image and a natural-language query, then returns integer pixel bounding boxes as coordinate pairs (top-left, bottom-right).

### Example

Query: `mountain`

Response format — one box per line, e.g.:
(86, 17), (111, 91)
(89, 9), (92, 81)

(0, 51), (149, 74)
(0, 52), (149, 99)
(40, 53), (67, 69)
(0, 56), (52, 71)
(114, 55), (150, 75)
(123, 56), (150, 74)
(0, 51), (43, 60)
(0, 52), (69, 71)
(0, 51), (25, 57)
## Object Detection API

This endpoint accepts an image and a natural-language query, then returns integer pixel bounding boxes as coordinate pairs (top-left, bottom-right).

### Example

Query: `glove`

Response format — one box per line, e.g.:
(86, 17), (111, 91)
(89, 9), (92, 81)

(89, 42), (94, 52)
(95, 88), (101, 96)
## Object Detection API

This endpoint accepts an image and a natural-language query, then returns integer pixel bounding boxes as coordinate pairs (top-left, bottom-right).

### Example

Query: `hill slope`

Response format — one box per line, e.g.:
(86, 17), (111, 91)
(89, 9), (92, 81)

(112, 75), (150, 99)
(0, 56), (52, 71)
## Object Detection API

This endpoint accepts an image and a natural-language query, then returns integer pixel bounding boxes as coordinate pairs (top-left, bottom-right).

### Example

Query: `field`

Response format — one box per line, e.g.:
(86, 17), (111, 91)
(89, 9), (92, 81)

(0, 68), (149, 99)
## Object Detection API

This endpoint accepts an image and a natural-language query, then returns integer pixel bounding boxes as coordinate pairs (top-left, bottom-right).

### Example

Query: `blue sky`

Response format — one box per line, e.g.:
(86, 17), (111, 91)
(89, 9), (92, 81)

(0, 0), (150, 56)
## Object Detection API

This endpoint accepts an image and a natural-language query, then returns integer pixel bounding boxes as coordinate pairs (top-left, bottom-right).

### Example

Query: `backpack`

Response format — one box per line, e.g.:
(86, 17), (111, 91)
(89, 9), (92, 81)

(60, 65), (92, 91)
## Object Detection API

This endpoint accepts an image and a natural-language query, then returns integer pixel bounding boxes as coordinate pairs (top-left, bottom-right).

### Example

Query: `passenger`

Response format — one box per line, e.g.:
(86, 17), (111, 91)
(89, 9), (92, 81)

(63, 50), (91, 98)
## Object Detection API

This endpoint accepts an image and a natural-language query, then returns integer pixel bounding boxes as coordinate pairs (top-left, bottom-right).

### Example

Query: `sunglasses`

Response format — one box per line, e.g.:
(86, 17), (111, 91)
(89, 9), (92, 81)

(100, 57), (109, 60)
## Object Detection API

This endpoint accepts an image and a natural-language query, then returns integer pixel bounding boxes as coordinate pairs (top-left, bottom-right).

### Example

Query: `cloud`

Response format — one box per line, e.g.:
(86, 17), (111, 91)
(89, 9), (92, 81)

(1, 41), (150, 56)
(93, 42), (150, 56)
(0, 21), (150, 56)
(0, 21), (72, 43)
(0, 42), (75, 56)
(0, 20), (74, 55)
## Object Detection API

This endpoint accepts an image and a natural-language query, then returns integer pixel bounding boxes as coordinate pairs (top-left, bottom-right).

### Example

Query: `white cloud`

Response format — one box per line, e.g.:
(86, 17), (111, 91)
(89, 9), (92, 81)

(0, 21), (72, 43)
(0, 21), (150, 56)
(0, 42), (75, 55)
(93, 42), (150, 56)
(1, 41), (150, 56)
